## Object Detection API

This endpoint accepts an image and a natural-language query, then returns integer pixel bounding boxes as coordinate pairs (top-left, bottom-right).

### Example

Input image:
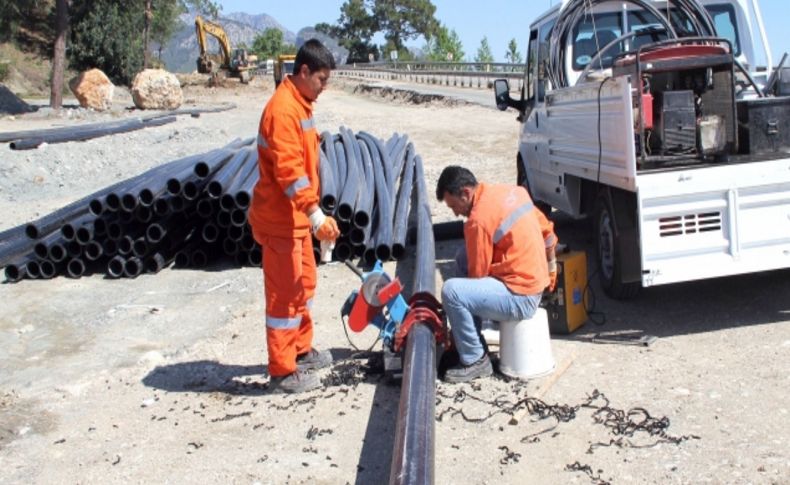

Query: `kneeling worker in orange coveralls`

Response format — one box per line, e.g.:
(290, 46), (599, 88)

(248, 39), (339, 393)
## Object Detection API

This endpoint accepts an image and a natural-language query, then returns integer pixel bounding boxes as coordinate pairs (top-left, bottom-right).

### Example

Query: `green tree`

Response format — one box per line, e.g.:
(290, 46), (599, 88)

(475, 36), (494, 64)
(150, 0), (184, 61)
(316, 0), (378, 63)
(69, 1), (144, 84)
(252, 28), (285, 60)
(0, 0), (53, 49)
(505, 38), (523, 64)
(425, 24), (464, 62)
(373, 0), (439, 53)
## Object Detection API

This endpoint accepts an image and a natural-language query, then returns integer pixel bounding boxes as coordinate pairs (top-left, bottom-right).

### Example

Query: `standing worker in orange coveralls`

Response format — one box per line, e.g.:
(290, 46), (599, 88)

(248, 39), (339, 394)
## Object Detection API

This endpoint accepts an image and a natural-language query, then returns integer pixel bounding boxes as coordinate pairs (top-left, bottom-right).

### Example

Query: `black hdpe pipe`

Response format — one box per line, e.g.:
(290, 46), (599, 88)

(166, 143), (245, 196)
(207, 148), (252, 198)
(4, 255), (37, 282)
(391, 148), (416, 260)
(27, 145), (217, 239)
(25, 204), (88, 240)
(9, 116), (177, 150)
(233, 153), (260, 210)
(321, 133), (342, 197)
(353, 134), (375, 229)
(389, 154), (437, 485)
(66, 258), (86, 278)
(124, 257), (143, 278)
(359, 131), (394, 195)
(221, 149), (258, 210)
(107, 255), (126, 278)
(318, 149), (337, 213)
(333, 136), (348, 203)
(0, 106), (236, 145)
(95, 149), (220, 216)
(334, 137), (359, 222)
(33, 230), (65, 258)
(360, 134), (394, 261)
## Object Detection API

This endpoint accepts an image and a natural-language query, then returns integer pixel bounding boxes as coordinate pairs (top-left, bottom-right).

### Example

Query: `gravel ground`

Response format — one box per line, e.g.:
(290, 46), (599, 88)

(0, 75), (788, 485)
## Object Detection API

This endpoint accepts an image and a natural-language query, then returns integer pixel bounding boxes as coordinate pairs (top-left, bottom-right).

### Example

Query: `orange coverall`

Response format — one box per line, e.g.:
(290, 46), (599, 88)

(464, 183), (557, 294)
(248, 76), (321, 377)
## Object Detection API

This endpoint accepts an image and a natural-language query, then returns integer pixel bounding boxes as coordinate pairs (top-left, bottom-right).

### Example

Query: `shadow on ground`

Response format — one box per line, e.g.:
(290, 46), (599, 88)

(140, 347), (401, 482)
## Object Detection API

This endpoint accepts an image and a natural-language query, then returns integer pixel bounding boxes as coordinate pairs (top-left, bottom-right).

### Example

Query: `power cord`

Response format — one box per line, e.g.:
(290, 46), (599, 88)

(340, 313), (380, 352)
(582, 76), (615, 327)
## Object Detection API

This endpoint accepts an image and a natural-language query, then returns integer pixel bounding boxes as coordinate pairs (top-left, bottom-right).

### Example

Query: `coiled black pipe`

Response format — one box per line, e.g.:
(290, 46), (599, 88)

(391, 147), (416, 261)
(318, 149), (338, 213)
(335, 137), (359, 222)
(353, 134), (375, 230)
(359, 133), (394, 261)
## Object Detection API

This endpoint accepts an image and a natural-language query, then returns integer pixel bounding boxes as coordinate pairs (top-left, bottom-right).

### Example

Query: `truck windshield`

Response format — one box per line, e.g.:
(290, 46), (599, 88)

(572, 3), (740, 71)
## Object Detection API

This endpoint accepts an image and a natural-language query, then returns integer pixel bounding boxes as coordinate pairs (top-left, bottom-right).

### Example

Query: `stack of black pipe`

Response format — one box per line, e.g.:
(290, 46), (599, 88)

(1, 128), (430, 282)
(318, 127), (419, 265)
(1, 137), (261, 282)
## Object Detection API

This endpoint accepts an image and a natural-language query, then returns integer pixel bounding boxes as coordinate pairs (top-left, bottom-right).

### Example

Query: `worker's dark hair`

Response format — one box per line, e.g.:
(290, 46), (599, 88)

(294, 39), (336, 74)
(436, 165), (478, 201)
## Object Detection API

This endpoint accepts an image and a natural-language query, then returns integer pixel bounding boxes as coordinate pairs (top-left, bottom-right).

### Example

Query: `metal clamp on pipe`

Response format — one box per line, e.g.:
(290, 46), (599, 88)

(341, 260), (448, 378)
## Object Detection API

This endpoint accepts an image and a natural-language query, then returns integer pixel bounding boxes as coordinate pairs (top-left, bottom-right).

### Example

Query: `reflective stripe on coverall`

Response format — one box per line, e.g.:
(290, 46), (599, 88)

(464, 183), (558, 295)
(248, 76), (322, 377)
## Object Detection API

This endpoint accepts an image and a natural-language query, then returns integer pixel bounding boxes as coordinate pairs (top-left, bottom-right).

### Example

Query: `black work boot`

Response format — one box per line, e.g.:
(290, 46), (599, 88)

(296, 348), (333, 371)
(444, 354), (493, 383)
(268, 370), (321, 394)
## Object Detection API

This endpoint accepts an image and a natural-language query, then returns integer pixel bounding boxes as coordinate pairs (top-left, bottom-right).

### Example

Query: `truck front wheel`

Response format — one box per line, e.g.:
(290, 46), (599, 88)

(595, 195), (641, 299)
(517, 156), (551, 215)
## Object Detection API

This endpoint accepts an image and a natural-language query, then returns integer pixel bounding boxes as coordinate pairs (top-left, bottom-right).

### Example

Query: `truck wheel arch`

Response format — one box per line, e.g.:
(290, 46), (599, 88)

(595, 187), (642, 299)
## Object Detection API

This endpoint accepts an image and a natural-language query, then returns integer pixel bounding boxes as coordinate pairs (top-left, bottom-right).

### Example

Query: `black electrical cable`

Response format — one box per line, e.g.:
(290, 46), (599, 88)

(548, 0), (678, 89)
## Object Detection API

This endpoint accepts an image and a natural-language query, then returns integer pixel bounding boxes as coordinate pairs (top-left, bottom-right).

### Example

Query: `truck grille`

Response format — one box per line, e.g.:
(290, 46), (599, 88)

(658, 211), (722, 237)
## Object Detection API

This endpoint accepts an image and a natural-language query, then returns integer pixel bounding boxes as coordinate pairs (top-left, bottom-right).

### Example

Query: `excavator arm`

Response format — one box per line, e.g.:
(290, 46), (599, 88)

(195, 15), (232, 73)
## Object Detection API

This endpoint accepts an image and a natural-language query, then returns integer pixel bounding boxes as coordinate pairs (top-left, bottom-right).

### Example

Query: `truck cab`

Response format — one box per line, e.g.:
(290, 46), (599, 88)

(496, 0), (790, 298)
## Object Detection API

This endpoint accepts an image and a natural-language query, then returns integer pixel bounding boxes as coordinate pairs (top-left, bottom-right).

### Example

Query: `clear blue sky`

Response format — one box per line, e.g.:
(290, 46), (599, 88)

(217, 0), (788, 64)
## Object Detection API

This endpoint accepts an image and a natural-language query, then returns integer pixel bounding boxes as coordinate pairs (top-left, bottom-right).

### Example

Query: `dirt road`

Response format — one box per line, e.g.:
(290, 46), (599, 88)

(0, 77), (788, 484)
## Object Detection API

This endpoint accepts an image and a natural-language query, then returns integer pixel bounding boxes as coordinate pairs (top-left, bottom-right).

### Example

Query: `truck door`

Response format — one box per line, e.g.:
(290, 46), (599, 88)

(524, 19), (560, 207)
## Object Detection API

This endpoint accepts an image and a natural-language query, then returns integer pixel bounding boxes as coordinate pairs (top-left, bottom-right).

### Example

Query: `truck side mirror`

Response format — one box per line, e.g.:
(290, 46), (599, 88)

(494, 78), (527, 113)
(494, 79), (511, 111)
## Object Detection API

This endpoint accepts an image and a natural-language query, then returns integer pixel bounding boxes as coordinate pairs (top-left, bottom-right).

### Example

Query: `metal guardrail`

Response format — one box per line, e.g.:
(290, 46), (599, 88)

(335, 61), (525, 92)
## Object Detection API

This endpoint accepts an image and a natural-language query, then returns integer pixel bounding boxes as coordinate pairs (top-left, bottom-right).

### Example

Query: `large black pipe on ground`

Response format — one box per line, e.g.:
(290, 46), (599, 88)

(0, 107), (236, 148)
(389, 154), (438, 485)
(10, 116), (177, 150)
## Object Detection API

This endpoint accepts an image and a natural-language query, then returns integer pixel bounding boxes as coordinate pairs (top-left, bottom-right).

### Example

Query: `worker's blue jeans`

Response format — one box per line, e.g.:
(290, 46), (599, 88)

(442, 247), (542, 366)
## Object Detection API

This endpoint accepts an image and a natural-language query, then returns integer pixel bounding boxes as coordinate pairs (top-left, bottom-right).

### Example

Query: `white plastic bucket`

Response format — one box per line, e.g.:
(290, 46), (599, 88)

(499, 308), (555, 379)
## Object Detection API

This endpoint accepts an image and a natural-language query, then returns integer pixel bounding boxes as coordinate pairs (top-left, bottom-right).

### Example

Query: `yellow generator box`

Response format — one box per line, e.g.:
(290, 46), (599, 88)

(547, 250), (588, 334)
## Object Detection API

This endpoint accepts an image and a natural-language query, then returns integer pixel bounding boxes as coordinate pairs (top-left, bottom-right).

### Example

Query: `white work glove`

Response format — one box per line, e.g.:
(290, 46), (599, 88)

(308, 210), (339, 241)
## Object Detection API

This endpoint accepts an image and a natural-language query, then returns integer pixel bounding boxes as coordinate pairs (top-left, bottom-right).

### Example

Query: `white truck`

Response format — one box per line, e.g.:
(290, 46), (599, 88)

(494, 0), (790, 298)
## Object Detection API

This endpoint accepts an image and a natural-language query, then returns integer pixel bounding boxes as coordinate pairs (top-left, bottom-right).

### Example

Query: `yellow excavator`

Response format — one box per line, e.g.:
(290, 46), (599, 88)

(195, 15), (257, 84)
